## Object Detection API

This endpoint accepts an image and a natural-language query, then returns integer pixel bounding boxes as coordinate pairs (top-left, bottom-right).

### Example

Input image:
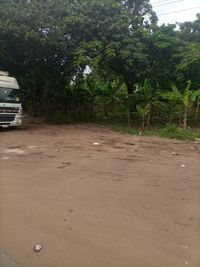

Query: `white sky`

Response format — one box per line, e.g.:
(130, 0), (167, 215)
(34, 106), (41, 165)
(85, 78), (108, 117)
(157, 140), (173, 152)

(150, 0), (200, 25)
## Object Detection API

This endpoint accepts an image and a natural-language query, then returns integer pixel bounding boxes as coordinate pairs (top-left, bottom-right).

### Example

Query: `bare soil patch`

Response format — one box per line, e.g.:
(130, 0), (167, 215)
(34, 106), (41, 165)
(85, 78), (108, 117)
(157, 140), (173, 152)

(0, 123), (200, 267)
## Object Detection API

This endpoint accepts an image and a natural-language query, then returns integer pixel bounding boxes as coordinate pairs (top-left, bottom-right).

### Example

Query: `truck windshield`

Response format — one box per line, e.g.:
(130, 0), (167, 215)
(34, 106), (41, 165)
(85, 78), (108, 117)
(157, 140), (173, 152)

(0, 88), (20, 103)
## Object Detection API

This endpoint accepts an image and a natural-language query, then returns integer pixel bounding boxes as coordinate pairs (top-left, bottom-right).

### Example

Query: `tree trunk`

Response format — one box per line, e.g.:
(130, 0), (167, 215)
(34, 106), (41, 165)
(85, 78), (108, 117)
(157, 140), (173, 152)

(179, 112), (182, 127)
(30, 71), (36, 116)
(147, 103), (152, 128)
(124, 79), (134, 95)
(142, 115), (145, 130)
(168, 106), (172, 123)
(127, 110), (130, 127)
(195, 97), (199, 120)
(147, 112), (151, 128)
(183, 108), (187, 129)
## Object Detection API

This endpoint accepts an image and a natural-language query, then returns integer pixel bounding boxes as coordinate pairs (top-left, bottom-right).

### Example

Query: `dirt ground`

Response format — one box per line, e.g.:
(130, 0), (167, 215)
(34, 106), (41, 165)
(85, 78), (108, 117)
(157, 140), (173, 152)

(0, 121), (200, 267)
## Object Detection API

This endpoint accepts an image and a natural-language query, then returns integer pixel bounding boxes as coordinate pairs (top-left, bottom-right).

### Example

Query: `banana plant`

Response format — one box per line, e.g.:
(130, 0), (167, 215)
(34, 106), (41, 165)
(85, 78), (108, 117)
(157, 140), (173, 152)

(136, 104), (151, 130)
(182, 81), (193, 129)
(194, 90), (200, 120)
(98, 79), (128, 116)
(162, 81), (200, 129)
(135, 79), (160, 127)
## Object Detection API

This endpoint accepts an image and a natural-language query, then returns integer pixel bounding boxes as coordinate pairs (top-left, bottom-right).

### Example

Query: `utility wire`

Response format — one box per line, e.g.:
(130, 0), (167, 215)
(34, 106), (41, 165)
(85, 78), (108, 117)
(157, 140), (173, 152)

(158, 6), (200, 16)
(154, 0), (184, 8)
(152, 0), (179, 5)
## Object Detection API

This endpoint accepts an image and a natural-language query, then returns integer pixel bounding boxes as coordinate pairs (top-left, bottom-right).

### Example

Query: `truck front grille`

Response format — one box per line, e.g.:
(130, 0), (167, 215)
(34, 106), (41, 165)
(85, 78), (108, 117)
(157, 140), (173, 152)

(0, 114), (15, 122)
(0, 107), (19, 113)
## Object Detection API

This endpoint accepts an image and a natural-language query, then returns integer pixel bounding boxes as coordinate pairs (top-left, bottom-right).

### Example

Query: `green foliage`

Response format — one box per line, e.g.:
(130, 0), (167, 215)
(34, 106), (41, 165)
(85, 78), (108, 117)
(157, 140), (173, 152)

(136, 104), (150, 128)
(162, 81), (200, 128)
(159, 124), (200, 141)
(0, 0), (199, 132)
(177, 16), (200, 89)
(111, 123), (200, 141)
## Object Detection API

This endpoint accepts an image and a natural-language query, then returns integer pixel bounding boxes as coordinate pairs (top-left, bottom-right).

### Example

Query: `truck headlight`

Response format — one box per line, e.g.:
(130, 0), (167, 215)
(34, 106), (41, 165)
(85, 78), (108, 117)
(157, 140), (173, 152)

(19, 107), (23, 114)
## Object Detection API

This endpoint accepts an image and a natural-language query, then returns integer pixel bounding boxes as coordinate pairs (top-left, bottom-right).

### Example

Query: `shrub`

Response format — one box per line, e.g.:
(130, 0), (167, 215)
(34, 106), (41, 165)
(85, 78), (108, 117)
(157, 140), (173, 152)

(160, 124), (199, 141)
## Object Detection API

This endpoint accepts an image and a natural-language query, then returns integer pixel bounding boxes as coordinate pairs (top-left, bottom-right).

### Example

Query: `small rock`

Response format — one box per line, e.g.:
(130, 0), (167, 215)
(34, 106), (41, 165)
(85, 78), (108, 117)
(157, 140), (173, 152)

(172, 152), (178, 155)
(184, 261), (189, 265)
(181, 164), (186, 168)
(34, 244), (43, 253)
(55, 149), (59, 152)
(93, 142), (100, 146)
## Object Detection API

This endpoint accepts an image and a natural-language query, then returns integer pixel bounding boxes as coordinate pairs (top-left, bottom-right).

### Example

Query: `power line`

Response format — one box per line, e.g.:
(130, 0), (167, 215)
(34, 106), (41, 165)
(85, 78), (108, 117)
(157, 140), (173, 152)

(152, 0), (179, 5)
(158, 6), (200, 16)
(154, 0), (184, 8)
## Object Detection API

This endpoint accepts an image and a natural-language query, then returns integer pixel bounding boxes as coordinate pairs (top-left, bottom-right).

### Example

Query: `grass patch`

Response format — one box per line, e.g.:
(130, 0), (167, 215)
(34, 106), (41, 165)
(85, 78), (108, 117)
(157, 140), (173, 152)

(159, 124), (200, 141)
(110, 123), (200, 141)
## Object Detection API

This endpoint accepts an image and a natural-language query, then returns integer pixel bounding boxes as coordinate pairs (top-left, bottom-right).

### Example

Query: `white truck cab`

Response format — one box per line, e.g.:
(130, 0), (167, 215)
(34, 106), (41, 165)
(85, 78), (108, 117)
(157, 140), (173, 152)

(0, 71), (23, 128)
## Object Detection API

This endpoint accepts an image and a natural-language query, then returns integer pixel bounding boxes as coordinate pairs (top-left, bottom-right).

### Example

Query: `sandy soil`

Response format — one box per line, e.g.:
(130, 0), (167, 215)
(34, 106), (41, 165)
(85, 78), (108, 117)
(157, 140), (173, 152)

(0, 122), (200, 267)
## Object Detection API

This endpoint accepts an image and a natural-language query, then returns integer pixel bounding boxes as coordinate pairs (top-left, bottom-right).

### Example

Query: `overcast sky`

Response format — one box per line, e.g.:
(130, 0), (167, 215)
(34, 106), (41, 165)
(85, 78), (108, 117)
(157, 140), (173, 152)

(150, 0), (200, 25)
